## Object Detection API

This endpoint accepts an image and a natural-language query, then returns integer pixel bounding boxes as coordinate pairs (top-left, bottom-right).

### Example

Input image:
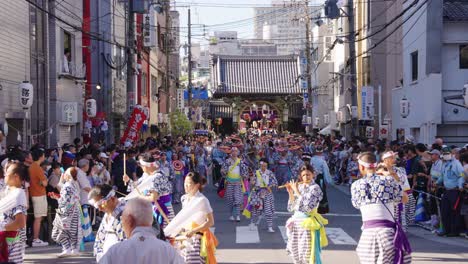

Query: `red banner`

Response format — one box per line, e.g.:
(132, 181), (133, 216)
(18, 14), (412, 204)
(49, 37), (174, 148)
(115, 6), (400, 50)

(120, 107), (147, 144)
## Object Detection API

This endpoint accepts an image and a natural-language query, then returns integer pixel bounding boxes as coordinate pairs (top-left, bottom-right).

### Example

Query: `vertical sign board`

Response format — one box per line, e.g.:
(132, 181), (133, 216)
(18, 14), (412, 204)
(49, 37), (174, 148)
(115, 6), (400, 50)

(361, 86), (374, 120)
(177, 89), (185, 111)
(62, 102), (78, 123)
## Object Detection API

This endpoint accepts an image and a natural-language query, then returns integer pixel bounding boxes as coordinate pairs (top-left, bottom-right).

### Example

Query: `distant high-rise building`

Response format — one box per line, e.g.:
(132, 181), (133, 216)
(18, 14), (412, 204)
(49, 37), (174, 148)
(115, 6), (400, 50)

(254, 1), (321, 55)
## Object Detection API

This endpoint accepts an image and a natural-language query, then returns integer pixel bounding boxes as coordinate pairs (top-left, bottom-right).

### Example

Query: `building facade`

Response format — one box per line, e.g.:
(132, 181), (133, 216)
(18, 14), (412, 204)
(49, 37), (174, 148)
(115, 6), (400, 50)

(392, 0), (468, 146)
(253, 1), (321, 55)
(0, 0), (32, 148)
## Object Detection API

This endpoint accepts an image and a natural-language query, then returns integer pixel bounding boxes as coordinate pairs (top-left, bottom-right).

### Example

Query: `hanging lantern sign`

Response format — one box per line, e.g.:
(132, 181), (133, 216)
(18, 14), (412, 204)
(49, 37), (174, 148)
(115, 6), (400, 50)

(324, 114), (330, 124)
(400, 97), (410, 118)
(19, 81), (34, 109)
(85, 99), (97, 118)
(366, 126), (374, 139)
(314, 117), (320, 127)
(158, 113), (163, 123)
(337, 111), (344, 123)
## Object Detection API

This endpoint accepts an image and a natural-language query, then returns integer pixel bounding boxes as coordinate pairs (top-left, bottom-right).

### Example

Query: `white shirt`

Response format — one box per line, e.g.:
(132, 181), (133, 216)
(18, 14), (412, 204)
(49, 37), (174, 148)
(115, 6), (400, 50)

(182, 191), (213, 227)
(99, 227), (184, 264)
(77, 168), (92, 205)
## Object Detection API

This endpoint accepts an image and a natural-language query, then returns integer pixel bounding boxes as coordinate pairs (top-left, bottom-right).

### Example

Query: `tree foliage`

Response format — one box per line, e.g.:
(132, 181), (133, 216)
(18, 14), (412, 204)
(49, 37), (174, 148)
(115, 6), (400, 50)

(169, 110), (193, 136)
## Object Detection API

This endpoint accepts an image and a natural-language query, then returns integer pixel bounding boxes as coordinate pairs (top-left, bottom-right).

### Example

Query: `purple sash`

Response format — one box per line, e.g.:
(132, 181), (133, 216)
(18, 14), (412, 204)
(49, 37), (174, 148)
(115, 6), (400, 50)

(363, 219), (412, 264)
(154, 194), (172, 222)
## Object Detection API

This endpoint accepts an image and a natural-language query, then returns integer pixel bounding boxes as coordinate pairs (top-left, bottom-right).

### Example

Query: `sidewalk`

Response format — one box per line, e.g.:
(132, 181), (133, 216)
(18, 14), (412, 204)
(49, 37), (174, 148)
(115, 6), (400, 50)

(329, 184), (468, 248)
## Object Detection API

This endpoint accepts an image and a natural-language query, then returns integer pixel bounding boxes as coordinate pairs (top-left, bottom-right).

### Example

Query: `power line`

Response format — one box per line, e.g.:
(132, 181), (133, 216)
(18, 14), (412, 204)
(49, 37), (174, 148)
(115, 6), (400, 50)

(24, 0), (125, 48)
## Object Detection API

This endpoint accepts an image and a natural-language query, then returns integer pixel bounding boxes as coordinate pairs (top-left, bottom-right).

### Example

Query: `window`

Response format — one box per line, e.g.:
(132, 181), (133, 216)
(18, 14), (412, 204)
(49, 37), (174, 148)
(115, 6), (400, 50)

(141, 73), (147, 97)
(460, 45), (468, 69)
(362, 56), (371, 86)
(62, 30), (74, 73)
(151, 75), (158, 101)
(411, 51), (418, 82)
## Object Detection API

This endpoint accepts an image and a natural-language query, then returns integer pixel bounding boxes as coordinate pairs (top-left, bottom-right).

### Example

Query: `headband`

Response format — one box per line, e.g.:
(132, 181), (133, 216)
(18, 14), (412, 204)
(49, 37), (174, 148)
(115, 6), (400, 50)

(89, 189), (116, 208)
(139, 159), (157, 167)
(358, 160), (377, 169)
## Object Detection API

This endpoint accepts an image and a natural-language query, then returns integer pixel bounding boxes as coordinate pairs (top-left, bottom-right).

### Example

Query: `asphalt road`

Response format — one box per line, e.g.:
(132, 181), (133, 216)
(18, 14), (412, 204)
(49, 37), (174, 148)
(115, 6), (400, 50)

(25, 184), (468, 264)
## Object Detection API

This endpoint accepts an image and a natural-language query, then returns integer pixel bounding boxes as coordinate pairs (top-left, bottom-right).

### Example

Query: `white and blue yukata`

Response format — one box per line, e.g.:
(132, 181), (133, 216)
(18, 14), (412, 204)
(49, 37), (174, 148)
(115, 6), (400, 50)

(310, 155), (332, 214)
(285, 182), (327, 264)
(248, 169), (277, 229)
(127, 169), (175, 229)
(94, 199), (126, 262)
(351, 174), (412, 264)
(0, 186), (27, 264)
(222, 158), (249, 219)
(52, 180), (83, 253)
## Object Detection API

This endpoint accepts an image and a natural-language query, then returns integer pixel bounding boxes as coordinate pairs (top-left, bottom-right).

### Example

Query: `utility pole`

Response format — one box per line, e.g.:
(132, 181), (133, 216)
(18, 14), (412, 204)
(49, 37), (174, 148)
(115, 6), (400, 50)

(304, 0), (313, 135)
(187, 8), (192, 119)
(165, 0), (171, 113)
(126, 0), (135, 117)
(348, 0), (358, 137)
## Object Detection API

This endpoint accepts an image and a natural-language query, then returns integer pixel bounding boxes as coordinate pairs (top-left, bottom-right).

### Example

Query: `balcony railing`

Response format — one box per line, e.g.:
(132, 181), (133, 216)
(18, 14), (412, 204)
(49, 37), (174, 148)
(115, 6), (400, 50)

(59, 60), (86, 79)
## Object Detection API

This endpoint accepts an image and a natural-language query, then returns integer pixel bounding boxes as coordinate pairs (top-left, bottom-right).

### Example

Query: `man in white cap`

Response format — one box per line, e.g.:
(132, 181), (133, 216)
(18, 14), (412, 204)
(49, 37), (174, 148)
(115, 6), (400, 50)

(98, 198), (184, 264)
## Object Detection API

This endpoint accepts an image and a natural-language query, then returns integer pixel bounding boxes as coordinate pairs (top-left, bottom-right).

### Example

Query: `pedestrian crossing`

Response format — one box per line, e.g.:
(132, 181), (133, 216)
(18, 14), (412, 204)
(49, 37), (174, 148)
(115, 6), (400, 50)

(215, 225), (357, 245)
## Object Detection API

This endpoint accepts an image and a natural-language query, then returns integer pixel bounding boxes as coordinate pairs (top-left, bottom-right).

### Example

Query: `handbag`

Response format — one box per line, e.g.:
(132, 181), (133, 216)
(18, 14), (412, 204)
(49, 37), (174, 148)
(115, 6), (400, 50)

(217, 177), (226, 198)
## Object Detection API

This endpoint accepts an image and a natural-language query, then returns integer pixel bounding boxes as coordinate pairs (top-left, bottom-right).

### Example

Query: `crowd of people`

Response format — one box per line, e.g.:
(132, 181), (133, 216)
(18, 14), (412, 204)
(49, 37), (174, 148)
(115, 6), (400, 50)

(0, 131), (467, 264)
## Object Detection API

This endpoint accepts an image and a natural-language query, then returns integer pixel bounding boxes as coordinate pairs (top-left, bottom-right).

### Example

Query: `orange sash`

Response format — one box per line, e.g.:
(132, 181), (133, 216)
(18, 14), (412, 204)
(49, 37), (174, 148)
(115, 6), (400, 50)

(191, 222), (218, 264)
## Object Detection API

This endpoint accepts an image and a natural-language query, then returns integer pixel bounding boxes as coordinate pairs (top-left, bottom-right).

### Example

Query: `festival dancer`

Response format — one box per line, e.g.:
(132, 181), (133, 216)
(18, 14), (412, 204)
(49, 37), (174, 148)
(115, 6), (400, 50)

(165, 172), (218, 264)
(211, 142), (226, 187)
(284, 164), (328, 264)
(290, 146), (305, 180)
(124, 154), (174, 230)
(351, 152), (412, 264)
(310, 146), (332, 214)
(275, 148), (292, 186)
(0, 162), (28, 264)
(246, 158), (278, 232)
(51, 167), (83, 258)
(172, 153), (186, 204)
(221, 147), (249, 222)
(88, 184), (126, 262)
(381, 151), (411, 232)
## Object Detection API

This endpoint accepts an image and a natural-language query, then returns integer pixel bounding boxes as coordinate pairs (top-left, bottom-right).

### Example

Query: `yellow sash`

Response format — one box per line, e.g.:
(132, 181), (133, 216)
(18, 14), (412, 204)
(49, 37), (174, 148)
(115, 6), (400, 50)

(300, 208), (328, 264)
(191, 222), (218, 264)
(256, 170), (272, 192)
(227, 158), (241, 180)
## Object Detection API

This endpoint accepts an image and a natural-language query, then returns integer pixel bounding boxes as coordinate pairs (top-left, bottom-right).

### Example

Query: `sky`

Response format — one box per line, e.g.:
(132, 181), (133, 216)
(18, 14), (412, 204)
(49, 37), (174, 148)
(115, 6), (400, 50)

(174, 0), (325, 49)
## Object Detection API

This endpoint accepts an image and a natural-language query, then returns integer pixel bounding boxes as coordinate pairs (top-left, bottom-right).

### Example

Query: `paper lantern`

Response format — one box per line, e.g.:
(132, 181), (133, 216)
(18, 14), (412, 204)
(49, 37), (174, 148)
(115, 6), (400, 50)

(400, 97), (410, 118)
(324, 114), (330, 124)
(19, 82), (33, 109)
(85, 99), (97, 118)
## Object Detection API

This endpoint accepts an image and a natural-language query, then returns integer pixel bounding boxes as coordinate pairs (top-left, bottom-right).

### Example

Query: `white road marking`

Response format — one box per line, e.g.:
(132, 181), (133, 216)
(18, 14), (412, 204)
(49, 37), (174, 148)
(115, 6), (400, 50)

(278, 226), (288, 243)
(275, 211), (360, 217)
(326, 228), (358, 245)
(236, 226), (260, 244)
